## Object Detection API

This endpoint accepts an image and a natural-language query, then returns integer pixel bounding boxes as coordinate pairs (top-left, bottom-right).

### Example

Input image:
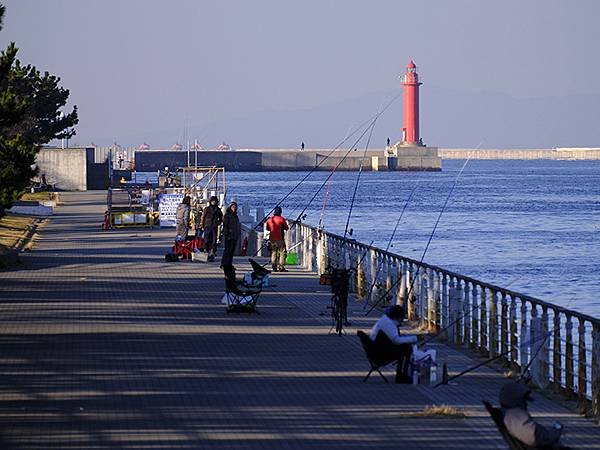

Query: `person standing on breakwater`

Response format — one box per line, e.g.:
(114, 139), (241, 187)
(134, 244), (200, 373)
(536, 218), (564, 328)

(301, 141), (305, 151)
(175, 196), (191, 240)
(369, 305), (417, 384)
(201, 196), (223, 262)
(265, 206), (289, 272)
(221, 202), (240, 268)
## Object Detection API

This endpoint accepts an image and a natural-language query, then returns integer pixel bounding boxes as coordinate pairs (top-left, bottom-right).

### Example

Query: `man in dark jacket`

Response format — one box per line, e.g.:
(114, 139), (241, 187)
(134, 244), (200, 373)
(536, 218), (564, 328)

(500, 381), (564, 448)
(221, 202), (240, 268)
(201, 196), (223, 261)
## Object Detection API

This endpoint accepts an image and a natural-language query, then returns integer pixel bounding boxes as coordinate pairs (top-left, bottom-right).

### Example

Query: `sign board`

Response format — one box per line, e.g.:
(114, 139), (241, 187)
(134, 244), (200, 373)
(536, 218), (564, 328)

(159, 193), (184, 228)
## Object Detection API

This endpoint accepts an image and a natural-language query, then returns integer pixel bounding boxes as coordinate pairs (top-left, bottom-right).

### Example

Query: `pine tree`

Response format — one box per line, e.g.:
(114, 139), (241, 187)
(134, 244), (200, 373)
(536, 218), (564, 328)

(0, 4), (78, 215)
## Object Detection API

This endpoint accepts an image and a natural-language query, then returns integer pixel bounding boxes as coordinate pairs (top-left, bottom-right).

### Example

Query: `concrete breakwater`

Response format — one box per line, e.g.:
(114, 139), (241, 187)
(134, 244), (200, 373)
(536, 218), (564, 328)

(440, 147), (600, 160)
(131, 147), (442, 172)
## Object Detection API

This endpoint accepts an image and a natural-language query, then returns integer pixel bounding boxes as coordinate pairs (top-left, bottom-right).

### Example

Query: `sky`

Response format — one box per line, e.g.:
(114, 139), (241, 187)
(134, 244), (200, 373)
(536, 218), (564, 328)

(2, 0), (599, 148)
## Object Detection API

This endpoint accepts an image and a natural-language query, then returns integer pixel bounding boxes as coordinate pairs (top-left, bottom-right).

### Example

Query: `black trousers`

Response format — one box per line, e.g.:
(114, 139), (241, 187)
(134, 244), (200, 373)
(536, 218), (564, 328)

(221, 238), (237, 267)
(373, 331), (413, 382)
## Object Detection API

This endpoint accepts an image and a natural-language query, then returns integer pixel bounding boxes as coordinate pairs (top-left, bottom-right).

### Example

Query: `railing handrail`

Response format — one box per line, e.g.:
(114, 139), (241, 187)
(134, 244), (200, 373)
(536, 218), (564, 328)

(292, 220), (598, 326)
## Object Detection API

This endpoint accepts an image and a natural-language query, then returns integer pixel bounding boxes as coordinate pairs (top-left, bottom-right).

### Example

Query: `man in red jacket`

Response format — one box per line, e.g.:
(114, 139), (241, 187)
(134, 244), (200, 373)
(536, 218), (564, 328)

(265, 206), (289, 272)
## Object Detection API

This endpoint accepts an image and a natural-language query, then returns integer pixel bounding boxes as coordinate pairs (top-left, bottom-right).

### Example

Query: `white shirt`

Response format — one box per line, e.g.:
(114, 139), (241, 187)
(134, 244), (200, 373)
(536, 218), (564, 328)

(370, 314), (418, 345)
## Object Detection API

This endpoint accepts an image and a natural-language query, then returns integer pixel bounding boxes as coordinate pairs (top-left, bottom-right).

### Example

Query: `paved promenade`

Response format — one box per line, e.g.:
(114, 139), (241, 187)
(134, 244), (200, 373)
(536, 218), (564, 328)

(0, 191), (599, 449)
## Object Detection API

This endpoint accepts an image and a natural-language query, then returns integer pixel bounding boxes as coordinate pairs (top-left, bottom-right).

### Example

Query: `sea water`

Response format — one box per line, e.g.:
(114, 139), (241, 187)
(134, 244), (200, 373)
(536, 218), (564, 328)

(227, 160), (600, 318)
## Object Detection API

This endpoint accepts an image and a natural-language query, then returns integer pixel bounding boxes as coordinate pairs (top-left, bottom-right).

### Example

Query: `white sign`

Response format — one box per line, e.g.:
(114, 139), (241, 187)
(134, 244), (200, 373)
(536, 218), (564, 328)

(159, 193), (184, 228)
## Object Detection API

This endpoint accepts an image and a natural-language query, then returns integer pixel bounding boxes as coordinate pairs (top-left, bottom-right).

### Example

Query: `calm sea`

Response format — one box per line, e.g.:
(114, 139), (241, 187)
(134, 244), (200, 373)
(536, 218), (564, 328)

(226, 160), (600, 318)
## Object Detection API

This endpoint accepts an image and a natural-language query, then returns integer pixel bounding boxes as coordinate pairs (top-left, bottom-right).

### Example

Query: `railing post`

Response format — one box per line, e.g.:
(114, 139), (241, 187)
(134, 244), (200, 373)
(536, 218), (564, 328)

(419, 270), (427, 324)
(519, 300), (529, 371)
(399, 260), (407, 306)
(577, 318), (588, 412)
(463, 281), (470, 345)
(592, 322), (600, 418)
(456, 279), (464, 345)
(500, 293), (508, 364)
(447, 277), (456, 343)
(471, 285), (479, 351)
(441, 274), (448, 331)
(428, 269), (435, 331)
(395, 260), (402, 306)
(433, 271), (441, 328)
(552, 312), (562, 392)
(369, 248), (377, 298)
(564, 315), (574, 398)
(509, 295), (518, 369)
(407, 263), (415, 320)
(480, 287), (488, 355)
(530, 305), (549, 389)
(357, 249), (366, 299)
(540, 306), (550, 388)
(489, 290), (498, 359)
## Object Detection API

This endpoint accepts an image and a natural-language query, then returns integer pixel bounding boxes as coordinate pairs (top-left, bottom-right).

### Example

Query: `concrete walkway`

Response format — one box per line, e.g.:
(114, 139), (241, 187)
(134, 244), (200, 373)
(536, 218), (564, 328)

(0, 191), (599, 449)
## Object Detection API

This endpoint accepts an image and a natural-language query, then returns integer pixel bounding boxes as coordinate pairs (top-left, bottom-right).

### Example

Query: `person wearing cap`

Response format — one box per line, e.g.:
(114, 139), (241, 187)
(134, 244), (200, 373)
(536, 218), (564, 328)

(369, 305), (418, 384)
(175, 196), (191, 240)
(221, 201), (240, 268)
(201, 196), (223, 262)
(500, 381), (564, 448)
(265, 206), (289, 272)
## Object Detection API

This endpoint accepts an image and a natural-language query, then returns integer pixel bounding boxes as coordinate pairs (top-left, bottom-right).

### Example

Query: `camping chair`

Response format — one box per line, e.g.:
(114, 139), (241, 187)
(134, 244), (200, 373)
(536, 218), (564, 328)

(244, 258), (272, 288)
(357, 330), (393, 383)
(482, 401), (570, 450)
(223, 265), (261, 314)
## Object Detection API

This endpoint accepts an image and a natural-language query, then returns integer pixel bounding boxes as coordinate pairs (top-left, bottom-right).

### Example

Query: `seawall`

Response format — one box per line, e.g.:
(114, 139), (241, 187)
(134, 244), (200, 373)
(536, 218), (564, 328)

(439, 147), (600, 160)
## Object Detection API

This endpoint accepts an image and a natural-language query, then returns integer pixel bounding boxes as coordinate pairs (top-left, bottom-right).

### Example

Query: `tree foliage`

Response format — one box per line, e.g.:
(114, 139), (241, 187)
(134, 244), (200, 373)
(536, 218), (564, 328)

(0, 4), (78, 214)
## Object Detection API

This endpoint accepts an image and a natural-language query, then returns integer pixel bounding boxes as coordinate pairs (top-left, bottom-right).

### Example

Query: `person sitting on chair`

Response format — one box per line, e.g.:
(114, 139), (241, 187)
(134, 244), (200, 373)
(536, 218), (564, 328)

(500, 381), (565, 449)
(369, 305), (417, 384)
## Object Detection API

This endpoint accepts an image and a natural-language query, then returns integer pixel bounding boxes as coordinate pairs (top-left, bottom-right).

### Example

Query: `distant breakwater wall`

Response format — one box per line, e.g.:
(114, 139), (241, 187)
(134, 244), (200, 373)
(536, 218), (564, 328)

(439, 148), (600, 160)
(128, 148), (442, 172)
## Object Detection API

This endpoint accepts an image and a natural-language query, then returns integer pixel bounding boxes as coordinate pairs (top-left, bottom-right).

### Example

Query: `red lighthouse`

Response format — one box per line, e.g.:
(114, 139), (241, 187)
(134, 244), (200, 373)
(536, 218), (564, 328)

(401, 59), (423, 145)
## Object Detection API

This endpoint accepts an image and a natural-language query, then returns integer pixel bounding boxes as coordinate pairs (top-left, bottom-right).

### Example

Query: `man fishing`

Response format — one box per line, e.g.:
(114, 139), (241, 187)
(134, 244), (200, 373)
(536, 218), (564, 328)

(265, 206), (289, 272)
(369, 305), (417, 383)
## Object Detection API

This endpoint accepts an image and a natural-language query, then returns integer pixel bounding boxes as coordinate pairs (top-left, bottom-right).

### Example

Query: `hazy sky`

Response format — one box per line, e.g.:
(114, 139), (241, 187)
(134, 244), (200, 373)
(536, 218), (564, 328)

(2, 0), (599, 148)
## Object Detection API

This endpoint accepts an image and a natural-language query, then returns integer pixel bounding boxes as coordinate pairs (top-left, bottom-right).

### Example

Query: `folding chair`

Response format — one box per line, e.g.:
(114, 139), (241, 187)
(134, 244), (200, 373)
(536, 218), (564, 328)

(482, 401), (570, 450)
(357, 330), (394, 383)
(223, 265), (261, 314)
(245, 258), (272, 288)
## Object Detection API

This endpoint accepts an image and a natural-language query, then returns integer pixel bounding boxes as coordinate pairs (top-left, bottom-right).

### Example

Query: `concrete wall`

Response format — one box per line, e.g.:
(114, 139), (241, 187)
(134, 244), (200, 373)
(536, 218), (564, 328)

(439, 148), (600, 160)
(36, 148), (88, 190)
(135, 150), (262, 171)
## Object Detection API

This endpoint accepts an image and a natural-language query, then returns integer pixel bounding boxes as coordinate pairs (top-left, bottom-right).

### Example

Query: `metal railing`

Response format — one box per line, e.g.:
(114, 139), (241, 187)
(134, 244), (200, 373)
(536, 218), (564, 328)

(242, 220), (600, 417)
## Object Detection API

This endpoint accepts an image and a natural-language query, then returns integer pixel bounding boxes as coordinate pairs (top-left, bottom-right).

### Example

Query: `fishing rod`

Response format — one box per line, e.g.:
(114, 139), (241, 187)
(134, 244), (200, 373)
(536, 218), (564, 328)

(365, 155), (474, 316)
(342, 118), (377, 240)
(434, 330), (552, 388)
(289, 95), (400, 230)
(361, 179), (422, 309)
(252, 91), (403, 232)
(249, 118), (380, 259)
